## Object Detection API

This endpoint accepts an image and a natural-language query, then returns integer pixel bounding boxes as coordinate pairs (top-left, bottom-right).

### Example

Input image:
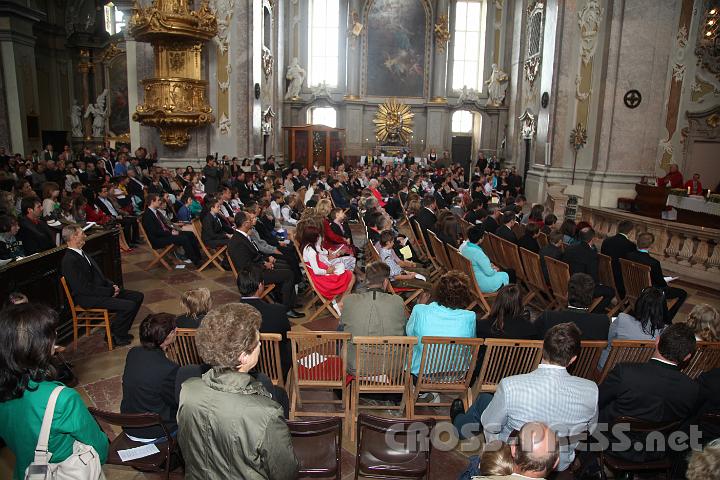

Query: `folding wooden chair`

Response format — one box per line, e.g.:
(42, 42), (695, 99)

(511, 223), (525, 239)
(293, 241), (342, 322)
(287, 331), (351, 430)
(404, 217), (440, 280)
(545, 256), (602, 312)
(474, 339), (544, 393)
(446, 245), (496, 314)
(597, 339), (656, 384)
(682, 341), (720, 380)
(519, 248), (554, 309)
(620, 259), (678, 314)
(190, 218), (227, 272)
(138, 221), (175, 271)
(486, 233), (506, 269)
(61, 276), (115, 351)
(495, 236), (531, 297)
(227, 255), (276, 303)
(537, 231), (549, 249)
(164, 328), (202, 366)
(258, 333), (285, 388)
(410, 218), (442, 273)
(567, 340), (608, 381)
(428, 231), (452, 272)
(367, 241), (423, 311)
(598, 253), (626, 316)
(458, 217), (473, 238)
(349, 336), (416, 436)
(409, 336), (484, 420)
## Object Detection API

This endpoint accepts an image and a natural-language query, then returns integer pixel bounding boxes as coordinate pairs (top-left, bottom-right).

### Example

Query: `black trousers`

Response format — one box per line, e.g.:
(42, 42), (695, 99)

(259, 264), (297, 308)
(119, 216), (140, 243)
(591, 284), (615, 313)
(205, 237), (230, 249)
(277, 245), (303, 284)
(664, 286), (688, 324)
(76, 289), (144, 339)
(153, 232), (202, 264)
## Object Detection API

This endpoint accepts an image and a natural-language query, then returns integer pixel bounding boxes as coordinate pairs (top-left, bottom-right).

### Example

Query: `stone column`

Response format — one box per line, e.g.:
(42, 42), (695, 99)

(430, 0), (449, 102)
(77, 50), (92, 139)
(345, 0), (361, 100)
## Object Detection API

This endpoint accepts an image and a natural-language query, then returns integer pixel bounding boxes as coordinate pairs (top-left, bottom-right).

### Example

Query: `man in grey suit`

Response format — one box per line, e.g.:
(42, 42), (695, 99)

(451, 323), (598, 472)
(339, 262), (406, 374)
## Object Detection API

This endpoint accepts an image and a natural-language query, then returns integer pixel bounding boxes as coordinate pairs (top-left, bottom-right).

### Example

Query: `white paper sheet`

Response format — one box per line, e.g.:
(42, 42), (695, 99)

(664, 276), (678, 283)
(299, 352), (327, 369)
(117, 443), (160, 462)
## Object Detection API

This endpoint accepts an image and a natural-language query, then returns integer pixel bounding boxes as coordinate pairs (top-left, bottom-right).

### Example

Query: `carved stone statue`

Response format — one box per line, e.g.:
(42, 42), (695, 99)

(485, 64), (509, 107)
(85, 89), (108, 138)
(70, 101), (83, 137)
(285, 57), (305, 100)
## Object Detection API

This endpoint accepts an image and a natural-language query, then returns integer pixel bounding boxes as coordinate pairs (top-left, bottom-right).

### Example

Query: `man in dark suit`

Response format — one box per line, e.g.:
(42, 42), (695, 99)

(61, 225), (144, 346)
(141, 193), (202, 266)
(95, 185), (140, 245)
(539, 230), (564, 284)
(600, 220), (635, 297)
(536, 273), (610, 340)
(495, 211), (519, 244)
(201, 197), (233, 248)
(482, 205), (501, 234)
(228, 210), (304, 318)
(463, 200), (488, 225)
(16, 196), (56, 254)
(237, 266), (292, 378)
(517, 222), (540, 253)
(599, 324), (701, 462)
(561, 227), (614, 312)
(415, 194), (438, 253)
(627, 232), (687, 323)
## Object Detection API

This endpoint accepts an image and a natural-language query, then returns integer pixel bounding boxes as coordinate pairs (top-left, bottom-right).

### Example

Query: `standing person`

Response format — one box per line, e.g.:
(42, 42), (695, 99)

(202, 155), (223, 194)
(61, 225), (144, 346)
(0, 304), (109, 479)
(561, 228), (614, 313)
(177, 303), (299, 480)
(600, 220), (635, 297)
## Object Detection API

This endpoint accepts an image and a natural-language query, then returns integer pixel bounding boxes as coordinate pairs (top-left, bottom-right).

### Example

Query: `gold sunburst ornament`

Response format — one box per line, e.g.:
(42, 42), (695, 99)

(373, 98), (414, 145)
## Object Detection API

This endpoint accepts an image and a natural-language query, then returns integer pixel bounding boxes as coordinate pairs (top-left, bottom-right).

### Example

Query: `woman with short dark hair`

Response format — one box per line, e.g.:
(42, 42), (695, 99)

(0, 304), (108, 479)
(120, 313), (179, 439)
(477, 285), (539, 340)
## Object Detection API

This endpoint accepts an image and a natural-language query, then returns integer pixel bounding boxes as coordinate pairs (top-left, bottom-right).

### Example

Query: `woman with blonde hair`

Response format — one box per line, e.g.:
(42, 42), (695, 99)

(176, 287), (212, 328)
(479, 440), (513, 476)
(686, 304), (720, 341)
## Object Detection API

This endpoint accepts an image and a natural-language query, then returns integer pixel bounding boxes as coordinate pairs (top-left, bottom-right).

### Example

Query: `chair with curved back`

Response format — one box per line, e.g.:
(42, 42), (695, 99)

(567, 340), (608, 381)
(446, 245), (496, 314)
(597, 339), (656, 384)
(292, 240), (342, 322)
(227, 254), (276, 303)
(60, 276), (115, 351)
(164, 328), (202, 366)
(474, 339), (544, 393)
(287, 416), (343, 480)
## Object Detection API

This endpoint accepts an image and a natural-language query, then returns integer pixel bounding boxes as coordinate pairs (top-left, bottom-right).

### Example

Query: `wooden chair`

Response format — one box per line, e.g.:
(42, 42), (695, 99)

(495, 236), (531, 297)
(597, 339), (656, 384)
(88, 408), (179, 480)
(61, 276), (115, 351)
(367, 241), (423, 311)
(404, 218), (440, 280)
(409, 337), (484, 420)
(428, 231), (452, 272)
(410, 217), (441, 272)
(190, 218), (227, 272)
(458, 217), (473, 238)
(598, 253), (626, 316)
(567, 340), (608, 381)
(474, 339), (544, 393)
(259, 333), (285, 388)
(288, 331), (351, 428)
(288, 417), (343, 480)
(349, 336), (416, 436)
(227, 254), (276, 303)
(518, 248), (554, 309)
(682, 341), (720, 380)
(165, 328), (202, 366)
(537, 231), (549, 249)
(511, 222), (525, 239)
(486, 233), (506, 269)
(354, 414), (434, 480)
(446, 245), (496, 314)
(292, 240), (343, 322)
(620, 259), (678, 314)
(544, 256), (570, 309)
(137, 221), (175, 271)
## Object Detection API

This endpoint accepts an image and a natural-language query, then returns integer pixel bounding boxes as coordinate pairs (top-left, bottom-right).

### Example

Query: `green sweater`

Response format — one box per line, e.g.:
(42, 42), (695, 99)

(0, 380), (108, 479)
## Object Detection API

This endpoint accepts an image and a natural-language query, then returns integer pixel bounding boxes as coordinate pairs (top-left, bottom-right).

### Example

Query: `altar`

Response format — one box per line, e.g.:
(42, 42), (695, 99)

(666, 194), (720, 229)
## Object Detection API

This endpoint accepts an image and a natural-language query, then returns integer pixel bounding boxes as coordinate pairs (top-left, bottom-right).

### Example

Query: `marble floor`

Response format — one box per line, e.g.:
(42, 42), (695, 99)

(1, 241), (718, 479)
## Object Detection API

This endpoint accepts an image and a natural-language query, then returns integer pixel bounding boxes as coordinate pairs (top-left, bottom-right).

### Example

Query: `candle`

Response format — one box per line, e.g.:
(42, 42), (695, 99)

(687, 186), (691, 194)
(708, 189), (712, 198)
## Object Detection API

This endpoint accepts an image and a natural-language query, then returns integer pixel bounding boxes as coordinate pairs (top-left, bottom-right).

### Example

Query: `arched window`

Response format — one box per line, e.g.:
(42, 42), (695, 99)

(103, 3), (125, 35)
(452, 110), (473, 133)
(452, 0), (487, 91)
(308, 0), (340, 87)
(308, 107), (337, 128)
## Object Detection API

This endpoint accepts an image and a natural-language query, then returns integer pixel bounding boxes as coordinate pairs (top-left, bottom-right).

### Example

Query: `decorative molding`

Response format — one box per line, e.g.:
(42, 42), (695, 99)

(218, 63), (231, 92)
(524, 56), (541, 87)
(575, 74), (590, 101)
(262, 46), (273, 79)
(577, 0), (604, 65)
(672, 63), (686, 83)
(456, 86), (480, 105)
(311, 81), (332, 98)
(434, 14), (450, 53)
(210, 0), (235, 54)
(519, 108), (536, 139)
(219, 112), (231, 135)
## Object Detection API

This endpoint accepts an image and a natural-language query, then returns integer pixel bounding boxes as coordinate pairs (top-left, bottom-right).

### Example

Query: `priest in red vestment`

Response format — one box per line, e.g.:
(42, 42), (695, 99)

(683, 173), (703, 195)
(658, 164), (684, 188)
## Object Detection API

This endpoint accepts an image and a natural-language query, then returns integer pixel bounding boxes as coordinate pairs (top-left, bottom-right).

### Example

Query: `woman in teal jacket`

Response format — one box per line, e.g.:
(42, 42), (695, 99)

(459, 224), (509, 293)
(0, 304), (108, 479)
(406, 271), (477, 375)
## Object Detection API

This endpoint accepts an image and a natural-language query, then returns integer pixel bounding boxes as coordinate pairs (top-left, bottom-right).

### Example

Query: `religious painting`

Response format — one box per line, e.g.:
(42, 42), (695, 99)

(107, 55), (129, 136)
(364, 0), (429, 97)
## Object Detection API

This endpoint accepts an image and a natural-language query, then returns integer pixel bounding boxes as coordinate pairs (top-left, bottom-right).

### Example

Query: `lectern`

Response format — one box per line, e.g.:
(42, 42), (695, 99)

(283, 125), (345, 171)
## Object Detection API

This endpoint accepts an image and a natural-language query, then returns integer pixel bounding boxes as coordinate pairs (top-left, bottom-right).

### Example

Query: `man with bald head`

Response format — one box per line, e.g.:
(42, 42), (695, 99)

(471, 422), (560, 479)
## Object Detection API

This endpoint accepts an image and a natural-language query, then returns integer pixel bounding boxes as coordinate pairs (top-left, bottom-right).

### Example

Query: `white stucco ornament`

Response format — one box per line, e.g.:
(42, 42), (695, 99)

(577, 0), (604, 65)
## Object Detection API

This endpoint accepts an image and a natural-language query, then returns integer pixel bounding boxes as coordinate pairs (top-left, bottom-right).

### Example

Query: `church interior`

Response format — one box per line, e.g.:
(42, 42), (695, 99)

(0, 0), (720, 479)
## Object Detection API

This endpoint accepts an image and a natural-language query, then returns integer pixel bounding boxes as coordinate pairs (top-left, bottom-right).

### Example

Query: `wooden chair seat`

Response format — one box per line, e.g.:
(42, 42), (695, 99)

(190, 218), (227, 272)
(258, 333), (285, 388)
(446, 245), (496, 314)
(288, 417), (342, 479)
(293, 240), (341, 322)
(227, 254), (276, 303)
(61, 276), (115, 351)
(138, 221), (176, 271)
(474, 339), (544, 393)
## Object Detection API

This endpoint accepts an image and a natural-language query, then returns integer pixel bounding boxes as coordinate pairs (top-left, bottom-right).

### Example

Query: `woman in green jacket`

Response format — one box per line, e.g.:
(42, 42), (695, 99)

(0, 303), (108, 479)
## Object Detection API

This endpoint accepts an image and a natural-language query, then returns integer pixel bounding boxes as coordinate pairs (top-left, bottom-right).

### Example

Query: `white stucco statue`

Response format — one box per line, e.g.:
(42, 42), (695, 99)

(70, 101), (83, 137)
(285, 58), (305, 100)
(485, 64), (509, 107)
(85, 89), (108, 138)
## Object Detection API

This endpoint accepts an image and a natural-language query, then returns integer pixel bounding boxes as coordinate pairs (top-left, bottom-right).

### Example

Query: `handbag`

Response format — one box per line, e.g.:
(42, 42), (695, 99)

(24, 385), (105, 480)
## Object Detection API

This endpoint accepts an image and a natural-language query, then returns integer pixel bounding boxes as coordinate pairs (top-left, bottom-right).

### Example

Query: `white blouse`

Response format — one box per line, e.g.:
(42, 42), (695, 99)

(303, 244), (327, 275)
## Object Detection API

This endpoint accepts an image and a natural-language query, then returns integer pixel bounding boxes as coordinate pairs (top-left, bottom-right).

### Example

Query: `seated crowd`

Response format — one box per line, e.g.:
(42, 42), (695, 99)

(0, 148), (719, 480)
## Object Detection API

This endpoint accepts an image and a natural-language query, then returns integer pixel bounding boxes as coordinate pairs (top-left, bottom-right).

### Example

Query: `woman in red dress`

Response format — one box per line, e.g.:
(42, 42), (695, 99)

(300, 225), (355, 302)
